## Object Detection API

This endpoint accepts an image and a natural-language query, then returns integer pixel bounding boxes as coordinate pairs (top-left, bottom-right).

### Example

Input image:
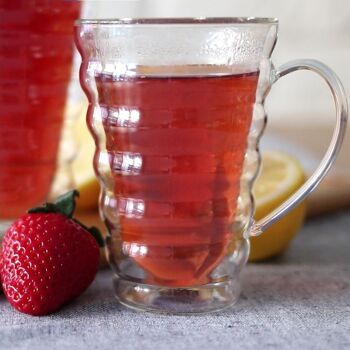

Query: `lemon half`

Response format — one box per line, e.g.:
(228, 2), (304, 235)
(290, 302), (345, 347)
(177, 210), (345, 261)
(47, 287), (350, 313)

(250, 151), (306, 261)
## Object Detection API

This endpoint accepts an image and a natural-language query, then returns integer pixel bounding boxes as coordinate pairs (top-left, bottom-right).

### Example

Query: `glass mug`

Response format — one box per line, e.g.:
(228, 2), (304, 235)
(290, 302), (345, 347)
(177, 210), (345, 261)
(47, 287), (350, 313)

(75, 18), (348, 313)
(0, 0), (81, 233)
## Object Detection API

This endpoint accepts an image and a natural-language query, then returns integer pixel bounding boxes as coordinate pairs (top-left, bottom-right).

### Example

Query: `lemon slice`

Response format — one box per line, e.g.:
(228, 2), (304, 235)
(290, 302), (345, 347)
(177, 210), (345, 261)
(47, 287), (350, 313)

(250, 151), (306, 261)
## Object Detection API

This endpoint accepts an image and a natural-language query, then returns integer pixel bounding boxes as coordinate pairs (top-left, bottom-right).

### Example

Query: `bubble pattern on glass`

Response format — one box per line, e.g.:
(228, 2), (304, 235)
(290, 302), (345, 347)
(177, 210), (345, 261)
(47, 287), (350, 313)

(76, 22), (277, 286)
(79, 24), (270, 68)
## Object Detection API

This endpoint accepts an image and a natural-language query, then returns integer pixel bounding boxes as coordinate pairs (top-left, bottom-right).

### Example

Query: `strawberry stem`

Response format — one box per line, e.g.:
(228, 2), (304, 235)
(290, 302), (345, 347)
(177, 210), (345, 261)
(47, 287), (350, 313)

(28, 190), (105, 247)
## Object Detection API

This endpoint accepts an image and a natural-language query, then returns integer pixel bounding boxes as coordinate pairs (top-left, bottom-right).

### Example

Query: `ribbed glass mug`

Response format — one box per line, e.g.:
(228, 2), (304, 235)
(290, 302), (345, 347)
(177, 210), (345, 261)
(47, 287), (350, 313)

(75, 18), (347, 314)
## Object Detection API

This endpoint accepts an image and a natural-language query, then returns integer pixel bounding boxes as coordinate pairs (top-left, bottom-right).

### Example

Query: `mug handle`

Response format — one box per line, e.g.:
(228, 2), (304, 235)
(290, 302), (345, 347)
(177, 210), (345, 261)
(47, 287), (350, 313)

(251, 59), (348, 236)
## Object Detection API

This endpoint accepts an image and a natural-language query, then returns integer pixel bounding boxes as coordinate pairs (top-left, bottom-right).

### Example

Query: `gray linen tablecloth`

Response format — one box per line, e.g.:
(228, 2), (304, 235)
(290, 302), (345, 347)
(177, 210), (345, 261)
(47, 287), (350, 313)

(1, 211), (350, 350)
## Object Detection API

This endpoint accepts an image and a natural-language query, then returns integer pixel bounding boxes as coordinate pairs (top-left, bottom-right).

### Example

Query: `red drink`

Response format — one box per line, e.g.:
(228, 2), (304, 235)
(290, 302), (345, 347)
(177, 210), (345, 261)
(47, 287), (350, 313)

(96, 71), (259, 286)
(0, 1), (81, 218)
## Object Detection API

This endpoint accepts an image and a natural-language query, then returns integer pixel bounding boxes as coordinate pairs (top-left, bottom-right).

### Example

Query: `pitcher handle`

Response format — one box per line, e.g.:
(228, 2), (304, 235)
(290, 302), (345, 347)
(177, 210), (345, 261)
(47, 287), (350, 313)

(251, 59), (348, 236)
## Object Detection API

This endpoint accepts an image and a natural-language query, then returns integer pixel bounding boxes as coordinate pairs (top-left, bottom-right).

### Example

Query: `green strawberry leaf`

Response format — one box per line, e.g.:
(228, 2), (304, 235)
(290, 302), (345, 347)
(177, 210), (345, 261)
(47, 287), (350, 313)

(54, 190), (79, 218)
(28, 190), (105, 248)
(28, 190), (78, 218)
(28, 203), (61, 214)
(72, 218), (105, 248)
(86, 226), (105, 248)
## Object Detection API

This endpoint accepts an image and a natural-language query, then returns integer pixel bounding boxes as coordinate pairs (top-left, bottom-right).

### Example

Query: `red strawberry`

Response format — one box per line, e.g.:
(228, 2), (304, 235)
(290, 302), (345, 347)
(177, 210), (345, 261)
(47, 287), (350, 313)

(0, 190), (103, 316)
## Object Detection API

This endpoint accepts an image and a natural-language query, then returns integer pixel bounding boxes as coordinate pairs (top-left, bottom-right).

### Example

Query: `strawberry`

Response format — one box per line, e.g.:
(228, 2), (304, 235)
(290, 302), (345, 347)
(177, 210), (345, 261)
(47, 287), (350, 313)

(0, 190), (103, 316)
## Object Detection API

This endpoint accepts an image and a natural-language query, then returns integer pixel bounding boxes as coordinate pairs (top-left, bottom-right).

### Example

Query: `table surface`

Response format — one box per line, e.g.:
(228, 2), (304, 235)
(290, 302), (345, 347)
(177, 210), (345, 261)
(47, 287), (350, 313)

(1, 211), (350, 350)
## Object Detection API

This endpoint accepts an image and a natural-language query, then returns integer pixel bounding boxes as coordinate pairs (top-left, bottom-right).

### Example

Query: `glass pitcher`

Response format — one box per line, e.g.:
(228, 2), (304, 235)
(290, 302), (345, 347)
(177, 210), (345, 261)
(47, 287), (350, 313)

(0, 0), (82, 233)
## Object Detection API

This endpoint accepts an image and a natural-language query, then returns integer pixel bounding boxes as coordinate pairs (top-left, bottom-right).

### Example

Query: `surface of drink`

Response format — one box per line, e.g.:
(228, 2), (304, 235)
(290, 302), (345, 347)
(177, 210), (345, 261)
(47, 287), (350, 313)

(96, 70), (259, 286)
(0, 0), (81, 218)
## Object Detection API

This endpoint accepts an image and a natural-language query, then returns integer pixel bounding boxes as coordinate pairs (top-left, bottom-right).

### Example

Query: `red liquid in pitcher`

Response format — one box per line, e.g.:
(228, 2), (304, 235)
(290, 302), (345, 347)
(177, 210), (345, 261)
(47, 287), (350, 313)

(96, 71), (259, 286)
(0, 1), (80, 218)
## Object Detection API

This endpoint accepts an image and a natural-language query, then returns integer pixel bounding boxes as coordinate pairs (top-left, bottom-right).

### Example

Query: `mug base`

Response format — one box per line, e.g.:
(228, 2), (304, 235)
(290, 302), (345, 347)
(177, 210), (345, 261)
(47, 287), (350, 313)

(113, 276), (241, 314)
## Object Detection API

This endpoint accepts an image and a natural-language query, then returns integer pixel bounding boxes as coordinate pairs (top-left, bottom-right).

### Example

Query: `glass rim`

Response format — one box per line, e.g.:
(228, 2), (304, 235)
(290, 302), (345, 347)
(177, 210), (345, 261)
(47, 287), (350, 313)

(75, 17), (278, 26)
